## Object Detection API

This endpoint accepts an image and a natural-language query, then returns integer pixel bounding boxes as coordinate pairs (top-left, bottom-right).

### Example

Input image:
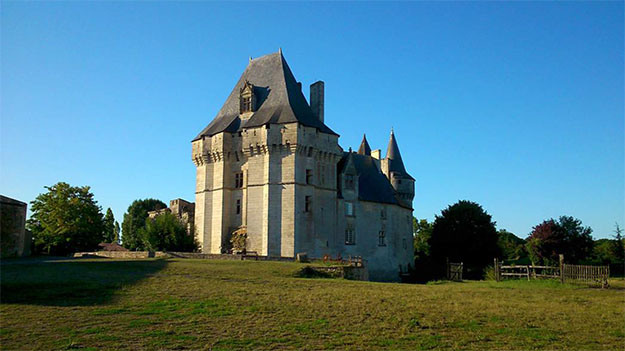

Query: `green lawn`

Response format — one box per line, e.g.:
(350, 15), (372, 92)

(1, 258), (623, 350)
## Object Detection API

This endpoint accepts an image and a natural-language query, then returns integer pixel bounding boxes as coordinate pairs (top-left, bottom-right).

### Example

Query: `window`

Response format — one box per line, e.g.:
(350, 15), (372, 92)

(345, 202), (354, 217)
(240, 81), (255, 114)
(234, 172), (244, 188)
(378, 231), (386, 246)
(345, 225), (355, 245)
(236, 199), (241, 215)
(345, 174), (355, 190)
(403, 238), (407, 249)
(241, 96), (252, 112)
(381, 208), (387, 219)
(306, 169), (313, 185)
(305, 196), (312, 212)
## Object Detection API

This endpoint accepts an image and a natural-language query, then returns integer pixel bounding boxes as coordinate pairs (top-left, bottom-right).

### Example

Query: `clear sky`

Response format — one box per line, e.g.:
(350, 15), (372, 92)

(1, 1), (623, 239)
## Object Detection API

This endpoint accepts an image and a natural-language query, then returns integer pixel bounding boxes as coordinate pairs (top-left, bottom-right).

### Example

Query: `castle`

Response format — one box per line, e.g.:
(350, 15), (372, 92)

(191, 51), (415, 281)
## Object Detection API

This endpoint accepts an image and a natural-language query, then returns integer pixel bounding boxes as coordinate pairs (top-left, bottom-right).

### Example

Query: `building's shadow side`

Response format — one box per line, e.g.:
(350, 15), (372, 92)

(0, 258), (168, 306)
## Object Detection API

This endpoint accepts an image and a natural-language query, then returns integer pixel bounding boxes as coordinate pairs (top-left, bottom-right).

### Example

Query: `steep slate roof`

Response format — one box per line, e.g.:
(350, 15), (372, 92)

(337, 152), (408, 207)
(357, 134), (371, 156)
(385, 130), (414, 180)
(194, 51), (337, 140)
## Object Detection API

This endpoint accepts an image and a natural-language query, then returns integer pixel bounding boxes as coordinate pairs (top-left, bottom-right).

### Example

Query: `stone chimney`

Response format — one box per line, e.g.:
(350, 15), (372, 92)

(310, 81), (324, 123)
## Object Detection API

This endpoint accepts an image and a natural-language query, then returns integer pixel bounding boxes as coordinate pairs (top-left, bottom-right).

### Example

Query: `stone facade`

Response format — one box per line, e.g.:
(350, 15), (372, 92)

(192, 51), (415, 281)
(1, 195), (31, 258)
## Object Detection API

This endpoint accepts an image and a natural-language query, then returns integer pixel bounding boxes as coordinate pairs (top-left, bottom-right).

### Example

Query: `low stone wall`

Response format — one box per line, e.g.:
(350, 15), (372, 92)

(73, 251), (169, 259)
(307, 265), (369, 281)
(73, 251), (296, 262)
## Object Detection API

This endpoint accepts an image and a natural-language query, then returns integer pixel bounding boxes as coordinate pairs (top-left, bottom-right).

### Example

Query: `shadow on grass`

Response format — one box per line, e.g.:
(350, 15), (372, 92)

(0, 258), (168, 306)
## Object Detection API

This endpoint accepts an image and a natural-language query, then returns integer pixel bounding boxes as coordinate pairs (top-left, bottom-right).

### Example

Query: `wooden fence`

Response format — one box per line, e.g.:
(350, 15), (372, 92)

(562, 264), (609, 287)
(447, 259), (463, 281)
(494, 255), (610, 288)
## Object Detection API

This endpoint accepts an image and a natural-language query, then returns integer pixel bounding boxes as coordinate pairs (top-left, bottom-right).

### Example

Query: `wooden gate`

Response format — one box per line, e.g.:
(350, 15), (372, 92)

(447, 259), (463, 281)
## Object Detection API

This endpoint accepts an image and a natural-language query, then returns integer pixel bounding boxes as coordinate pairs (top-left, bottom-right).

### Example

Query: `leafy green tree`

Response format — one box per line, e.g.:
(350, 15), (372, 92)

(103, 208), (116, 242)
(498, 229), (527, 262)
(121, 199), (166, 250)
(429, 200), (500, 279)
(139, 212), (197, 252)
(413, 218), (432, 262)
(27, 182), (104, 255)
(413, 217), (434, 282)
(526, 216), (593, 265)
(114, 221), (121, 243)
(591, 239), (618, 264)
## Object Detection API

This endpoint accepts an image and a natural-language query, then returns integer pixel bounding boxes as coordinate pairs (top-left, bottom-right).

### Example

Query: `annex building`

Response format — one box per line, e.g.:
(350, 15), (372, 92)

(192, 51), (415, 281)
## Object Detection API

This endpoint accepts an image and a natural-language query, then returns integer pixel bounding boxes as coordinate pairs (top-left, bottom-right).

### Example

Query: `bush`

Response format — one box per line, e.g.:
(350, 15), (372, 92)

(139, 212), (197, 252)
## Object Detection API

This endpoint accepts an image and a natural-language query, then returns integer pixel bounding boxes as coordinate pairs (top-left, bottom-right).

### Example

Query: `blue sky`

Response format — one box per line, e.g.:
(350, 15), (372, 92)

(1, 2), (623, 239)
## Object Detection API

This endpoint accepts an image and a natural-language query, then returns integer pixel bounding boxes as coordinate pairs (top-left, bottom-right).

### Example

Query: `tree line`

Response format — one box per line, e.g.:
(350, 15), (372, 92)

(27, 182), (196, 255)
(413, 200), (625, 281)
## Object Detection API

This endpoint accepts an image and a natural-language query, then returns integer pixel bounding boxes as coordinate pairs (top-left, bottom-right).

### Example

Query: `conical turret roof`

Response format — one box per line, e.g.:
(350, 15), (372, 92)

(385, 130), (414, 180)
(357, 134), (371, 156)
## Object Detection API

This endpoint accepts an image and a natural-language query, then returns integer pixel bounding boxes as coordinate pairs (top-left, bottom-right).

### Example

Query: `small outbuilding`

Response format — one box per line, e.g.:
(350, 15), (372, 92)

(1, 195), (31, 257)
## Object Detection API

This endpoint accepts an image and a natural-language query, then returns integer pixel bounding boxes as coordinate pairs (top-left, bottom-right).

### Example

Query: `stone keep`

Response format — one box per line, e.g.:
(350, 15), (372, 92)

(192, 51), (415, 281)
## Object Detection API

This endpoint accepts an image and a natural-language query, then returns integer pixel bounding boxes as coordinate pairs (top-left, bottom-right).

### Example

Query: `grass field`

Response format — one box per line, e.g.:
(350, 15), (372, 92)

(1, 258), (624, 350)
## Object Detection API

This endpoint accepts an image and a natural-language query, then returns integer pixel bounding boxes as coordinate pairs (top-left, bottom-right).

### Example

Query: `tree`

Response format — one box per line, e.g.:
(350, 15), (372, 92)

(429, 200), (500, 279)
(114, 221), (121, 243)
(613, 223), (624, 264)
(413, 217), (434, 282)
(139, 212), (197, 252)
(526, 216), (593, 265)
(498, 229), (527, 262)
(413, 218), (432, 262)
(103, 208), (116, 242)
(27, 182), (104, 255)
(121, 199), (166, 250)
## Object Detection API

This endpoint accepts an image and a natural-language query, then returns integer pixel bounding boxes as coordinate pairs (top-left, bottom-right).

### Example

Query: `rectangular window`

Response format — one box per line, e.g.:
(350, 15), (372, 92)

(345, 225), (355, 245)
(234, 172), (244, 188)
(381, 208), (387, 219)
(345, 174), (355, 190)
(345, 202), (354, 217)
(378, 231), (386, 246)
(306, 169), (313, 185)
(305, 196), (312, 212)
(236, 199), (241, 215)
(403, 238), (407, 249)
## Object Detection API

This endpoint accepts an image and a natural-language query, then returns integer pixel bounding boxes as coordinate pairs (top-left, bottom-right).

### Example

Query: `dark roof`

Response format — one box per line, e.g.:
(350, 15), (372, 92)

(357, 134), (371, 156)
(337, 152), (409, 208)
(385, 130), (414, 180)
(194, 51), (337, 140)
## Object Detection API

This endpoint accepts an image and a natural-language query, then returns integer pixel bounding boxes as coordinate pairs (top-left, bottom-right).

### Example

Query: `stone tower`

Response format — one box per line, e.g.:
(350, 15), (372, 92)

(381, 130), (415, 207)
(191, 51), (342, 256)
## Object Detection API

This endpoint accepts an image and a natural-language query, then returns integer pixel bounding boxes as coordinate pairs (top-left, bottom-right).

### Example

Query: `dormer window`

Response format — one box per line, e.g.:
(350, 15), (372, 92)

(345, 174), (355, 190)
(240, 80), (256, 114)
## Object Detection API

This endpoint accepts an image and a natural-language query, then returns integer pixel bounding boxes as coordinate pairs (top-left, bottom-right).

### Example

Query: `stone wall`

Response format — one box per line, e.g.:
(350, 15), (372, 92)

(73, 251), (296, 262)
(1, 195), (30, 258)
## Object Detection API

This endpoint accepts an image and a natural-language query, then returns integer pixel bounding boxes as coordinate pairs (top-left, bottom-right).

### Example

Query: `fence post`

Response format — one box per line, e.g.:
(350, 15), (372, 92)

(494, 258), (499, 282)
(559, 254), (565, 284)
(446, 257), (449, 280)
